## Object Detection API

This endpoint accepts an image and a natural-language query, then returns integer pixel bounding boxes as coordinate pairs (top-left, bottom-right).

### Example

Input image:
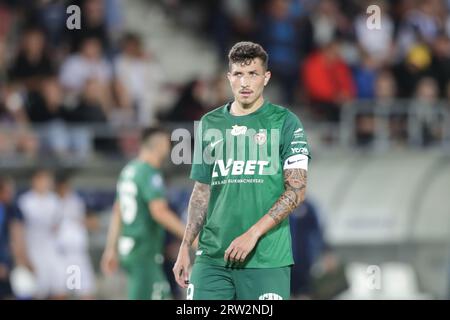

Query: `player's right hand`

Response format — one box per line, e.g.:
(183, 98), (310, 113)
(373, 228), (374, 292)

(101, 249), (118, 276)
(173, 244), (191, 288)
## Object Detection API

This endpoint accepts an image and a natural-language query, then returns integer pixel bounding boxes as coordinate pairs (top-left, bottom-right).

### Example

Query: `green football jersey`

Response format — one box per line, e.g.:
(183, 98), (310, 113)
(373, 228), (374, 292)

(190, 100), (311, 268)
(116, 159), (166, 264)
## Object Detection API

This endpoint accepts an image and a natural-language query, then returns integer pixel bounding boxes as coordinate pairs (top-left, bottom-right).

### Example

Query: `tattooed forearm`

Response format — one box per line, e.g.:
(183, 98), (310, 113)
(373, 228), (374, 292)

(268, 169), (307, 224)
(182, 181), (210, 246)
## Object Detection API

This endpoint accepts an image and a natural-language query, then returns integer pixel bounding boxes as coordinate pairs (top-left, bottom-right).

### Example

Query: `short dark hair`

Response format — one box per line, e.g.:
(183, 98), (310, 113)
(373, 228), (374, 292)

(228, 41), (268, 70)
(55, 170), (73, 185)
(141, 127), (169, 148)
(121, 32), (141, 47)
(31, 167), (52, 178)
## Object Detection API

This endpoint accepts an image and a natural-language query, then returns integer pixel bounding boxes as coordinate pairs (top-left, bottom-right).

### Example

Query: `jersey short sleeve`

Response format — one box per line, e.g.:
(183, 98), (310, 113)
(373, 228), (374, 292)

(190, 119), (212, 184)
(280, 111), (311, 170)
(139, 171), (166, 203)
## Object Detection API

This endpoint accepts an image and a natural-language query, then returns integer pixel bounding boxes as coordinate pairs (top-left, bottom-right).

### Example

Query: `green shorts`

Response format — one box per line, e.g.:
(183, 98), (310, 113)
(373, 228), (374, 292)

(188, 262), (291, 300)
(121, 256), (171, 300)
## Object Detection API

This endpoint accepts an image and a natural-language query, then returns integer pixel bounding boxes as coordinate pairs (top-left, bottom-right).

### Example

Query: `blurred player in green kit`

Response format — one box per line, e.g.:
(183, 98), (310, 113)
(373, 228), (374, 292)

(101, 127), (187, 300)
(173, 42), (310, 300)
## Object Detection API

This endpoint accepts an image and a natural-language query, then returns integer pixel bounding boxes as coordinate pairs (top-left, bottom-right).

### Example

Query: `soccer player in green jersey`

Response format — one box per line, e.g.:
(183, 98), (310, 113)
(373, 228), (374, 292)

(173, 42), (310, 300)
(101, 127), (187, 300)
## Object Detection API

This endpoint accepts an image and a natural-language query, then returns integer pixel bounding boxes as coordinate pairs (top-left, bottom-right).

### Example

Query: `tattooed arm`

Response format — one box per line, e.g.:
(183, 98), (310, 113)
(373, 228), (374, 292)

(268, 168), (307, 223)
(173, 181), (210, 288)
(224, 168), (307, 263)
(182, 181), (211, 246)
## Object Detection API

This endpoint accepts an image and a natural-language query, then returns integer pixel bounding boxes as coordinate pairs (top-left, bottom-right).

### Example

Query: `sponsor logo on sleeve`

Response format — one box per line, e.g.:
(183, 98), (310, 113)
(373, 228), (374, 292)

(290, 147), (309, 156)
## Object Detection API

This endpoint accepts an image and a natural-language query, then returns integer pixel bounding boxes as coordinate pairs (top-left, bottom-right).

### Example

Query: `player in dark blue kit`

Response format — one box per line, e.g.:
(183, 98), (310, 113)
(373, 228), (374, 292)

(0, 176), (32, 299)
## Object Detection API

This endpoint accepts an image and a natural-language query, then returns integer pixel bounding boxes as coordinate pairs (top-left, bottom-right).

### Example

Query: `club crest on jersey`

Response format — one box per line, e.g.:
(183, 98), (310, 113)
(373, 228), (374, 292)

(230, 125), (247, 136)
(254, 132), (267, 145)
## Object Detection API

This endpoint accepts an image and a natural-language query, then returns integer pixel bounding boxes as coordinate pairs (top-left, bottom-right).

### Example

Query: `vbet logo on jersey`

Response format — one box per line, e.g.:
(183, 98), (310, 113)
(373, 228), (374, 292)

(212, 159), (269, 178)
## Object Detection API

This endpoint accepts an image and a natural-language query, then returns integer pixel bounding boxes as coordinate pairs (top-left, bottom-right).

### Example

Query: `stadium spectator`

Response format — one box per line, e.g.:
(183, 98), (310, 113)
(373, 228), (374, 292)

(55, 172), (96, 299)
(160, 79), (209, 122)
(0, 87), (40, 160)
(398, 0), (442, 51)
(65, 0), (111, 53)
(25, 76), (68, 124)
(69, 79), (109, 124)
(24, 76), (76, 158)
(0, 37), (7, 81)
(27, 75), (93, 160)
(0, 3), (13, 41)
(256, 0), (302, 105)
(114, 33), (166, 126)
(0, 127), (39, 161)
(0, 176), (33, 300)
(207, 0), (256, 58)
(302, 37), (356, 122)
(59, 36), (113, 95)
(67, 78), (115, 156)
(409, 77), (444, 146)
(354, 0), (395, 67)
(429, 32), (450, 97)
(354, 70), (398, 147)
(105, 0), (125, 43)
(18, 169), (67, 299)
(303, 0), (351, 50)
(32, 0), (67, 50)
(393, 41), (433, 98)
(374, 70), (398, 103)
(8, 26), (54, 92)
(446, 80), (450, 104)
(352, 50), (379, 99)
(208, 72), (231, 107)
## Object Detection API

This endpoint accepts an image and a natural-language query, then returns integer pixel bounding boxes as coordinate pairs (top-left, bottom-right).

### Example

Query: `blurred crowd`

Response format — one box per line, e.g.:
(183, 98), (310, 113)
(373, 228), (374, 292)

(0, 170), (99, 299)
(0, 0), (170, 161)
(1, 0), (450, 161)
(172, 0), (450, 146)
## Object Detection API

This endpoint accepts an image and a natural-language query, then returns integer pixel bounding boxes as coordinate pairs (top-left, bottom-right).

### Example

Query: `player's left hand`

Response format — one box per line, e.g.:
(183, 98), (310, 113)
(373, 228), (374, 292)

(224, 229), (259, 263)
